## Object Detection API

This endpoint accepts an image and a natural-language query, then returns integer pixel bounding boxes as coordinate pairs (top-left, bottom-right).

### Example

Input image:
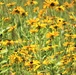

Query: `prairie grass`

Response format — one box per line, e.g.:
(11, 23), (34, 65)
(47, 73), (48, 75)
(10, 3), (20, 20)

(0, 0), (76, 75)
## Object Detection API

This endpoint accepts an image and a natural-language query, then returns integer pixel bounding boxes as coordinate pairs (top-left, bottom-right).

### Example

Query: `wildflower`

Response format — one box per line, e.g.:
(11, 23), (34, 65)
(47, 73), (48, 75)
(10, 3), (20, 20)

(46, 40), (51, 44)
(55, 5), (65, 11)
(0, 2), (4, 5)
(24, 0), (38, 6)
(64, 33), (71, 38)
(9, 52), (23, 65)
(43, 0), (59, 8)
(42, 46), (51, 51)
(62, 70), (68, 74)
(1, 40), (9, 46)
(34, 64), (41, 71)
(38, 9), (46, 18)
(33, 7), (39, 12)
(10, 72), (16, 75)
(12, 8), (20, 14)
(46, 31), (59, 38)
(25, 60), (40, 71)
(8, 25), (17, 32)
(69, 14), (76, 21)
(49, 0), (59, 8)
(73, 24), (76, 28)
(43, 57), (51, 65)
(71, 34), (76, 39)
(36, 22), (47, 29)
(67, 46), (76, 53)
(2, 17), (11, 22)
(6, 2), (16, 7)
(63, 1), (74, 8)
(33, 60), (40, 65)
(37, 71), (46, 75)
(12, 6), (28, 16)
(26, 18), (39, 26)
(30, 29), (38, 34)
(8, 40), (14, 45)
(56, 17), (64, 24)
(63, 42), (75, 47)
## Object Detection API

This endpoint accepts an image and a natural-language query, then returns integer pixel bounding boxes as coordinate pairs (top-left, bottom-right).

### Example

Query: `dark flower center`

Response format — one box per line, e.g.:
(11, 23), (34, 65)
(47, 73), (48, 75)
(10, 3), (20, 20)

(58, 7), (62, 10)
(21, 12), (25, 16)
(15, 9), (20, 13)
(50, 2), (55, 6)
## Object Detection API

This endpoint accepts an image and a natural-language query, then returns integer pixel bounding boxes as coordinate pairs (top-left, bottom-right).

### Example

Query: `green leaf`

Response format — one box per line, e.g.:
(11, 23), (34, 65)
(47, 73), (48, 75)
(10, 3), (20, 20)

(0, 49), (8, 54)
(0, 68), (9, 74)
(0, 60), (7, 65)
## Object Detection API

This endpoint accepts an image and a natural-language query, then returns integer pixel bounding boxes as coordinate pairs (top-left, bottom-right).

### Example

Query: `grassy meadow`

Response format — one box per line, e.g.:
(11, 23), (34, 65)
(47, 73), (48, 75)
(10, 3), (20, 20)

(0, 0), (76, 75)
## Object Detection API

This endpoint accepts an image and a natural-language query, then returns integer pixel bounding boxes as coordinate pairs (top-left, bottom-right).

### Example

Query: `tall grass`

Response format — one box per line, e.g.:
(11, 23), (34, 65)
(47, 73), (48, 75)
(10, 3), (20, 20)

(0, 0), (76, 75)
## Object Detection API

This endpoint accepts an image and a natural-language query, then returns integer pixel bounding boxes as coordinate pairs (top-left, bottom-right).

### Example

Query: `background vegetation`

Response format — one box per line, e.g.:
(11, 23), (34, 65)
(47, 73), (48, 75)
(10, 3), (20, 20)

(0, 0), (76, 75)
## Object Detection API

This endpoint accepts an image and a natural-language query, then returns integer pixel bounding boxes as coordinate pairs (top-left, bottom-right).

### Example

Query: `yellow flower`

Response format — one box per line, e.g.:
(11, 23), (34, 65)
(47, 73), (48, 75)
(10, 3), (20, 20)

(62, 70), (68, 74)
(38, 23), (47, 28)
(8, 24), (17, 32)
(1, 40), (9, 46)
(1, 40), (14, 46)
(34, 65), (41, 71)
(43, 57), (51, 65)
(56, 17), (64, 23)
(69, 15), (76, 21)
(6, 2), (16, 7)
(46, 31), (59, 38)
(33, 7), (39, 12)
(63, 1), (74, 8)
(64, 33), (71, 37)
(24, 0), (38, 6)
(38, 9), (46, 18)
(12, 6), (28, 16)
(67, 46), (76, 53)
(33, 60), (40, 65)
(9, 53), (23, 65)
(43, 0), (59, 8)
(55, 5), (65, 11)
(10, 72), (16, 75)
(42, 46), (51, 51)
(63, 42), (75, 46)
(37, 72), (45, 75)
(27, 18), (39, 25)
(0, 2), (4, 5)
(71, 34), (76, 39)
(12, 8), (20, 14)
(3, 17), (11, 22)
(30, 29), (38, 33)
(46, 40), (51, 44)
(24, 61), (30, 66)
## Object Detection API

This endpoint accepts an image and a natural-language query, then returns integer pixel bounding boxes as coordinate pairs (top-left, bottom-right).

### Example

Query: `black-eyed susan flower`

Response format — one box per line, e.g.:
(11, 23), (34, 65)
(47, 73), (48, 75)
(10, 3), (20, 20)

(6, 2), (16, 7)
(12, 6), (28, 16)
(56, 17), (64, 24)
(26, 18), (39, 26)
(46, 31), (59, 38)
(63, 1), (74, 8)
(30, 29), (38, 34)
(55, 5), (65, 11)
(43, 0), (59, 8)
(24, 0), (38, 6)
(63, 42), (75, 47)
(2, 17), (11, 22)
(9, 52), (23, 65)
(33, 6), (39, 12)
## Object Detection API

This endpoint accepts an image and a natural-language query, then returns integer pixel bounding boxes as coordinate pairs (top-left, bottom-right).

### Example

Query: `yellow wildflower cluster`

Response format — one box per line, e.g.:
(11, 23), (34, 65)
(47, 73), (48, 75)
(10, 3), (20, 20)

(0, 0), (76, 75)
